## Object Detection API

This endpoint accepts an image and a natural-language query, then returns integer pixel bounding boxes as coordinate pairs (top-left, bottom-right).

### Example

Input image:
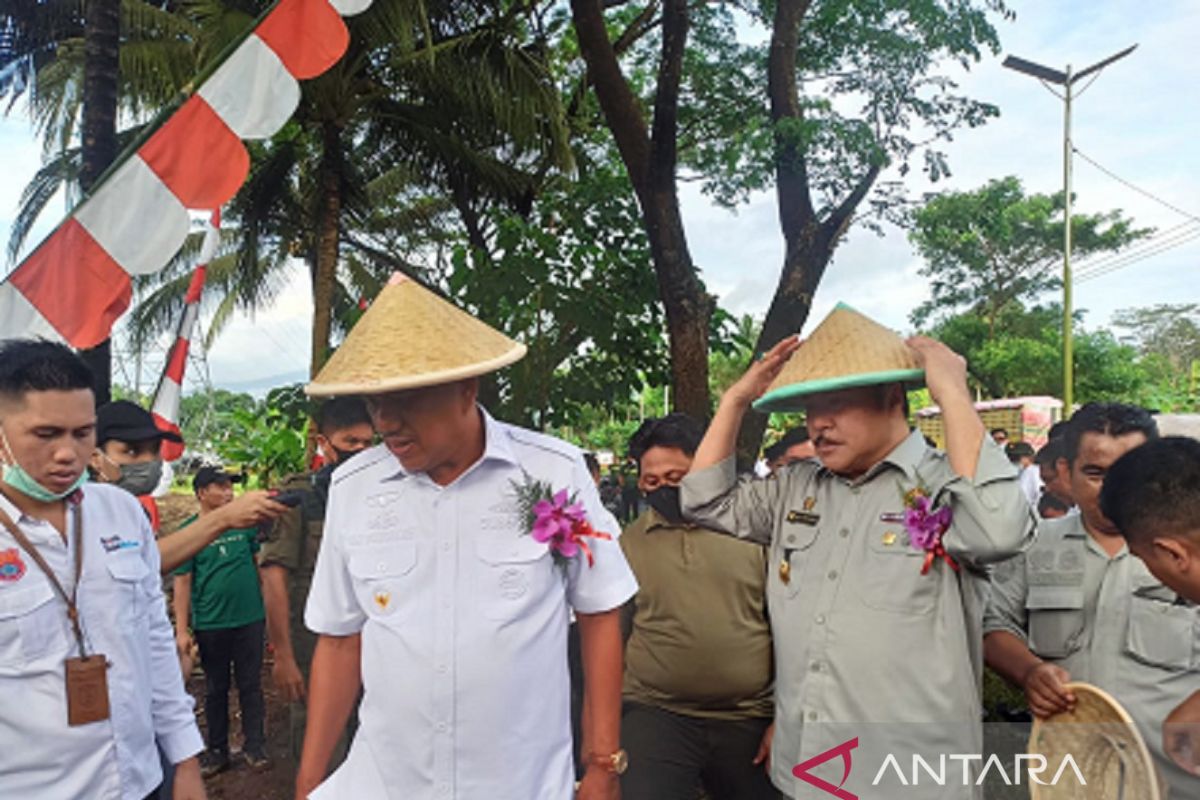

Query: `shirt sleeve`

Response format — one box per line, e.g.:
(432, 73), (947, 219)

(679, 455), (787, 546)
(140, 508), (205, 763)
(258, 506), (304, 571)
(565, 455), (638, 615)
(939, 438), (1037, 567)
(173, 557), (194, 576)
(983, 551), (1031, 641)
(304, 479), (366, 636)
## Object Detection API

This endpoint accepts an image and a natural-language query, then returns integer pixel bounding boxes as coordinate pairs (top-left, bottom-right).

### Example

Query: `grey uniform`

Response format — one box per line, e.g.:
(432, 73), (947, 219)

(681, 431), (1034, 798)
(984, 513), (1200, 799)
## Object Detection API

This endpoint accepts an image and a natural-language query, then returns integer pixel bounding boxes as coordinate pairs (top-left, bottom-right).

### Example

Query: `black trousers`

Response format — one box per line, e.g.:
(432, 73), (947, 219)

(621, 701), (780, 800)
(195, 619), (266, 753)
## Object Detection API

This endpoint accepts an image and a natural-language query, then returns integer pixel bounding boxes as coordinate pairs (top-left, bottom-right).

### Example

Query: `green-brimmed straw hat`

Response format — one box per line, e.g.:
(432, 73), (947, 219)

(753, 303), (924, 413)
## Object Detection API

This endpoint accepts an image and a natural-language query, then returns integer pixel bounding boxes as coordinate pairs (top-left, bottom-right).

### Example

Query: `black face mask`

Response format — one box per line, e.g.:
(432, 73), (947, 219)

(645, 485), (684, 524)
(331, 445), (364, 464)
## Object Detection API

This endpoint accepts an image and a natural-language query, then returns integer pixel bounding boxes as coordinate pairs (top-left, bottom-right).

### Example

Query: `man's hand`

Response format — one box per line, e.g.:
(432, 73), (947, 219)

(1165, 690), (1200, 776)
(906, 336), (971, 407)
(173, 757), (208, 800)
(576, 766), (620, 800)
(1022, 662), (1075, 719)
(215, 491), (290, 529)
(722, 337), (801, 409)
(176, 631), (194, 659)
(753, 722), (774, 770)
(274, 654), (306, 703)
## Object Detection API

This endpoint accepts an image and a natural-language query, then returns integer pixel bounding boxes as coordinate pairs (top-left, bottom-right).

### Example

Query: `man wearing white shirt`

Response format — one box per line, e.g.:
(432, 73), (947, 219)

(295, 274), (637, 800)
(0, 338), (205, 800)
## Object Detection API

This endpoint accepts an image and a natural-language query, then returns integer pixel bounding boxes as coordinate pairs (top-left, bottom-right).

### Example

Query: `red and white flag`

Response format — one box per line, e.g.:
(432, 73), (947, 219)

(0, 0), (373, 346)
(150, 212), (220, 461)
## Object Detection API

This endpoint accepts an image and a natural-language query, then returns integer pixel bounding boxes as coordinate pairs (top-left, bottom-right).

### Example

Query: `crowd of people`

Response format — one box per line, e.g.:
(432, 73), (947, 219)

(0, 283), (1197, 800)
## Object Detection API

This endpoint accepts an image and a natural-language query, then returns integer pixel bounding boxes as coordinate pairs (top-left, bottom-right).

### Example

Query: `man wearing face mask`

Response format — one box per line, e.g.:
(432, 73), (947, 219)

(90, 401), (288, 574)
(90, 401), (180, 531)
(258, 396), (374, 775)
(0, 338), (207, 799)
(618, 413), (777, 799)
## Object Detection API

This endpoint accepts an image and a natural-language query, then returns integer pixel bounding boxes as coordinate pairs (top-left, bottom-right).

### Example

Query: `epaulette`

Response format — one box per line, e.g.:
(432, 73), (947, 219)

(330, 444), (396, 486)
(506, 425), (581, 464)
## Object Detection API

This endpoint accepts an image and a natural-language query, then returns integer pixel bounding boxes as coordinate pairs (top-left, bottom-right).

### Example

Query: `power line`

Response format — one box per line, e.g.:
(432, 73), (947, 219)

(1074, 219), (1200, 274)
(1078, 226), (1200, 284)
(1072, 146), (1200, 223)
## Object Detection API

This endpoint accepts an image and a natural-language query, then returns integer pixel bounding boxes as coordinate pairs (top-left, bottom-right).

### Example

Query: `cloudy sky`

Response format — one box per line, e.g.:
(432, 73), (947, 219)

(1, 0), (1197, 395)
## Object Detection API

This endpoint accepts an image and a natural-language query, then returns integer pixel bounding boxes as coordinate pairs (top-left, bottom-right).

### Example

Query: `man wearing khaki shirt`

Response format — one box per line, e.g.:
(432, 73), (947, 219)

(985, 403), (1200, 799)
(680, 305), (1034, 799)
(620, 413), (776, 799)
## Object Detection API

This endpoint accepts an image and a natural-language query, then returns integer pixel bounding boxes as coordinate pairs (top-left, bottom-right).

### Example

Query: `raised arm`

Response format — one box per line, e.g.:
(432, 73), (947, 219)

(158, 491), (288, 574)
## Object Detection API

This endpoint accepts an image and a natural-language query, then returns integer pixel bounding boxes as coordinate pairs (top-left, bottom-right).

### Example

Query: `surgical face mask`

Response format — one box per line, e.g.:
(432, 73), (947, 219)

(0, 426), (89, 503)
(104, 455), (163, 496)
(644, 485), (684, 524)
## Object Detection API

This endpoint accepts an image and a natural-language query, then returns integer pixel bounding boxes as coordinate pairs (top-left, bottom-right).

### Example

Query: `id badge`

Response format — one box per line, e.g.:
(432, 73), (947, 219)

(66, 655), (110, 726)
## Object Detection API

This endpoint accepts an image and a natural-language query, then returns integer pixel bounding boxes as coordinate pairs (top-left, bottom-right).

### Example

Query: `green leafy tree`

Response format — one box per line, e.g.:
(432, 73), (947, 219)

(910, 176), (1152, 333)
(1112, 303), (1200, 370)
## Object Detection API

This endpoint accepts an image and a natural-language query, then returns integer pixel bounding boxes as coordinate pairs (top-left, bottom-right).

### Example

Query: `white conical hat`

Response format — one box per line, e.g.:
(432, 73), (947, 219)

(305, 273), (526, 397)
(753, 302), (923, 413)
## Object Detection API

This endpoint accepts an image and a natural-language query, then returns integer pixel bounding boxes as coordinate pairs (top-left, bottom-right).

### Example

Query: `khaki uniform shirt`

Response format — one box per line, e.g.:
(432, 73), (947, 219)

(258, 467), (332, 669)
(621, 509), (774, 720)
(984, 513), (1200, 799)
(681, 432), (1035, 798)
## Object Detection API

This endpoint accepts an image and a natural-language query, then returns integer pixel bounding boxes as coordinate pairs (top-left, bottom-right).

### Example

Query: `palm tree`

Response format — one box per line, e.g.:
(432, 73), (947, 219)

(125, 0), (572, 379)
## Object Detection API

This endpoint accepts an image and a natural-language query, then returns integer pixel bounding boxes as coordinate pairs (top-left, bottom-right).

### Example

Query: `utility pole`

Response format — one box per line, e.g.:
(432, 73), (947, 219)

(1003, 44), (1136, 418)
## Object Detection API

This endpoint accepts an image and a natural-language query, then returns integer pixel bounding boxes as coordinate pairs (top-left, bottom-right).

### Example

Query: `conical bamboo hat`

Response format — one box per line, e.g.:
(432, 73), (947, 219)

(1028, 683), (1163, 800)
(753, 303), (923, 413)
(306, 273), (526, 396)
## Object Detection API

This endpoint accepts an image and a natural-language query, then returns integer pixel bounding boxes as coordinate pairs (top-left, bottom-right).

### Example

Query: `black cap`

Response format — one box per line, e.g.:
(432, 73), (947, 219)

(193, 466), (246, 492)
(97, 401), (183, 446)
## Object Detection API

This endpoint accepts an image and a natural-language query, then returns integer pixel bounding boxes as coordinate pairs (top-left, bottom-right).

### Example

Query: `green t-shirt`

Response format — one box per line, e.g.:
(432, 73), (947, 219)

(174, 515), (265, 631)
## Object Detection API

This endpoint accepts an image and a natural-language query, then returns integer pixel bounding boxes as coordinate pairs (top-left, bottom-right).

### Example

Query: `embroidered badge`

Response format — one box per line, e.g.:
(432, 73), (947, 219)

(372, 590), (393, 614)
(0, 548), (25, 581)
(100, 535), (139, 553)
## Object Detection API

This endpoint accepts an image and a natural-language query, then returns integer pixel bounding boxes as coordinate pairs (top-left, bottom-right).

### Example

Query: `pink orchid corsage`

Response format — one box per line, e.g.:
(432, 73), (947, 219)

(513, 475), (611, 568)
(902, 486), (959, 575)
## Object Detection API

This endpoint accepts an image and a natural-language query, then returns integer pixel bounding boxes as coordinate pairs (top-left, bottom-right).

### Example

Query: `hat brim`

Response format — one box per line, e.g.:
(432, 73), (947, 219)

(100, 425), (184, 445)
(305, 343), (527, 397)
(753, 368), (926, 414)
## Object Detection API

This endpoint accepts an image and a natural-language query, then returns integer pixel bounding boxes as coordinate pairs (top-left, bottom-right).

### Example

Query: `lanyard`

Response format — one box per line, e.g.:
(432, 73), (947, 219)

(0, 503), (88, 658)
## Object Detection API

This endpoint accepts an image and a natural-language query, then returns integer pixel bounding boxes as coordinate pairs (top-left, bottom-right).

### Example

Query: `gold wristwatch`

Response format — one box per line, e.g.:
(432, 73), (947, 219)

(588, 749), (629, 775)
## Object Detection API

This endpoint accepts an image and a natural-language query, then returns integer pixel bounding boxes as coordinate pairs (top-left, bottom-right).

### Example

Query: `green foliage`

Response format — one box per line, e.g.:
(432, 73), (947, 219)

(910, 176), (1152, 330)
(926, 302), (1196, 411)
(448, 156), (667, 430)
(217, 405), (307, 486)
(1112, 303), (1200, 371)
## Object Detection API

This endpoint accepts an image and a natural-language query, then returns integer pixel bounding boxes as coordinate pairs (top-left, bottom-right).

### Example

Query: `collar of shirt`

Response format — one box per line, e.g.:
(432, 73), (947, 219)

(0, 486), (82, 528)
(640, 508), (697, 534)
(1055, 510), (1129, 560)
(379, 406), (520, 486)
(816, 428), (927, 486)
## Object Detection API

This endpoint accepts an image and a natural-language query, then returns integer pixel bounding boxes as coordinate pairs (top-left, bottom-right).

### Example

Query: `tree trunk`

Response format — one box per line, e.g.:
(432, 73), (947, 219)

(733, 0), (880, 466)
(79, 0), (121, 406)
(310, 123), (343, 378)
(570, 0), (713, 420)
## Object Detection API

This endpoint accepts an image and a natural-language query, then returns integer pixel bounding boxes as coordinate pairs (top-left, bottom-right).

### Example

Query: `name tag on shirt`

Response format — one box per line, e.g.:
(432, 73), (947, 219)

(786, 510), (820, 526)
(66, 655), (110, 726)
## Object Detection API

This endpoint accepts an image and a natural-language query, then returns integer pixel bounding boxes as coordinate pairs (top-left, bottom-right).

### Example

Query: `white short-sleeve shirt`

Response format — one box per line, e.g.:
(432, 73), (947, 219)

(305, 410), (638, 800)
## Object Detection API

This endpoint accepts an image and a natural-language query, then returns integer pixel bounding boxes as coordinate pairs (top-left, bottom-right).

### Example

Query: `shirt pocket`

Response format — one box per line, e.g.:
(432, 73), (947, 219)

(1025, 586), (1086, 659)
(775, 523), (819, 599)
(858, 528), (937, 615)
(1125, 594), (1197, 671)
(347, 543), (418, 626)
(0, 580), (59, 669)
(103, 553), (152, 619)
(475, 535), (552, 621)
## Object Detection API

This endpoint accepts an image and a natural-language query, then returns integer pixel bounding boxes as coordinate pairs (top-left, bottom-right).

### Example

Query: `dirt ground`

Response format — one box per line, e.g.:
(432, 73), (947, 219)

(159, 494), (297, 798)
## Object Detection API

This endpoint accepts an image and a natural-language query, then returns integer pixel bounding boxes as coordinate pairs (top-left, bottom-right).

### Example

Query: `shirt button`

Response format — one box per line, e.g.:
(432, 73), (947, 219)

(786, 534), (796, 544)
(815, 614), (826, 625)
(828, 570), (838, 580)
(441, 541), (451, 552)
(438, 783), (451, 795)
(436, 722), (448, 733)
(811, 661), (821, 672)
(807, 711), (819, 722)
(839, 528), (849, 538)
(376, 561), (387, 573)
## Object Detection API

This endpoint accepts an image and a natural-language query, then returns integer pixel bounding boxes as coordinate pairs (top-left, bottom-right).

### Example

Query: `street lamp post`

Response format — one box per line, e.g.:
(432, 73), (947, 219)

(1002, 44), (1136, 418)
